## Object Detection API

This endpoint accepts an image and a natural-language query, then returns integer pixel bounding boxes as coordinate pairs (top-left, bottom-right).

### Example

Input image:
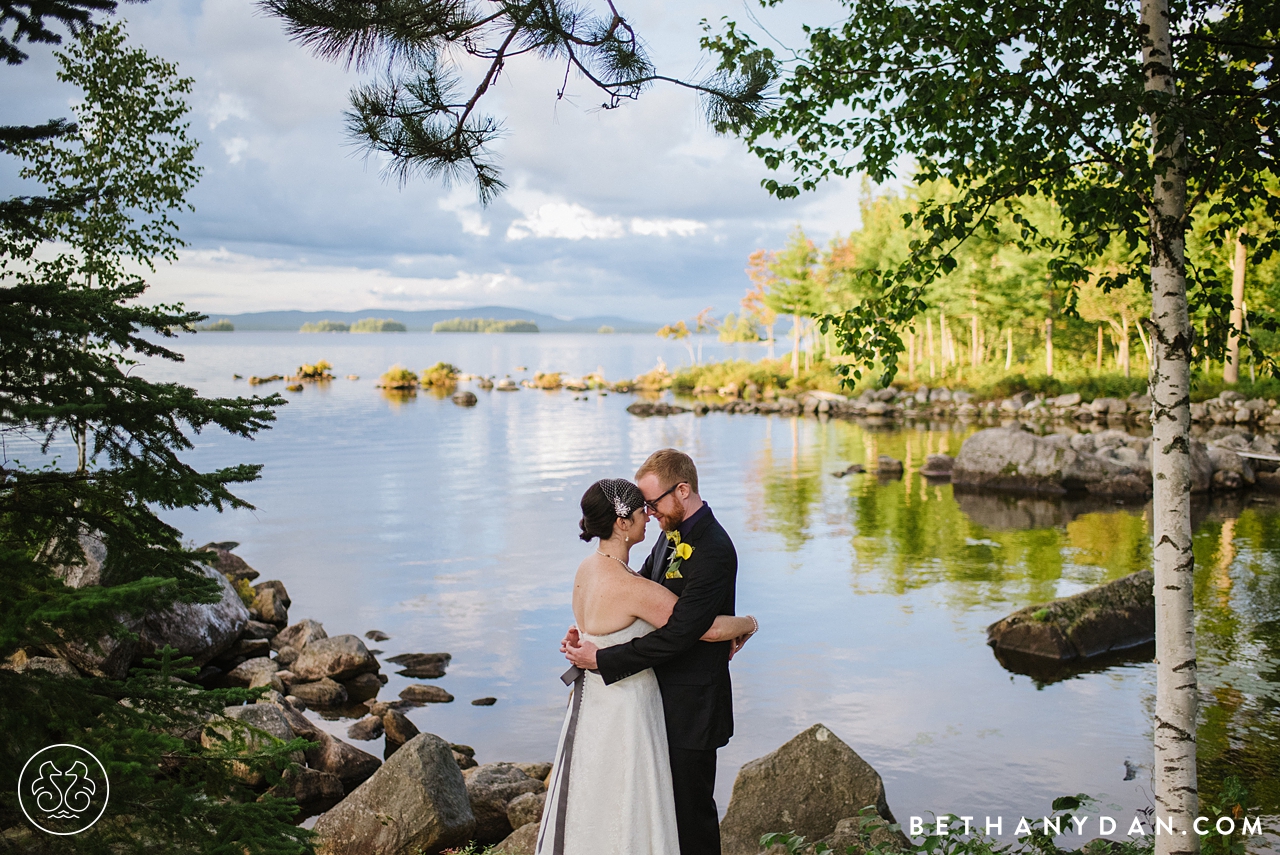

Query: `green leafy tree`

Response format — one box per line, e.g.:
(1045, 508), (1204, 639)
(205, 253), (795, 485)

(0, 22), (306, 853)
(766, 228), (823, 377)
(706, 0), (1280, 844)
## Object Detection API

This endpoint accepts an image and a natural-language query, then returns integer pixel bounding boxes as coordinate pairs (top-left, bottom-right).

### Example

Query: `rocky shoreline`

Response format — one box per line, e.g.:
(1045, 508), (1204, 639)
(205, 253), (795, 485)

(10, 536), (937, 855)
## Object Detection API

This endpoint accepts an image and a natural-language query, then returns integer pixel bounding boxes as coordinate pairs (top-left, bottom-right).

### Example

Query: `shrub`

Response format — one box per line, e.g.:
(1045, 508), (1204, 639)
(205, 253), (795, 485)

(421, 362), (460, 388)
(295, 360), (333, 380)
(378, 365), (419, 389)
(532, 371), (562, 389)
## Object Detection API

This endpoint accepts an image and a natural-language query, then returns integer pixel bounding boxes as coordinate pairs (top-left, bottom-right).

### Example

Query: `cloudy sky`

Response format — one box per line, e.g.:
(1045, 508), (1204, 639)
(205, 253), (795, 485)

(3, 0), (863, 323)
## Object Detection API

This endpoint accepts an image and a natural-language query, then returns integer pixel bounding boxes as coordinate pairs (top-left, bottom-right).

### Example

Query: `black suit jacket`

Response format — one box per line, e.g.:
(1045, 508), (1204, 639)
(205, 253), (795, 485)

(595, 507), (737, 751)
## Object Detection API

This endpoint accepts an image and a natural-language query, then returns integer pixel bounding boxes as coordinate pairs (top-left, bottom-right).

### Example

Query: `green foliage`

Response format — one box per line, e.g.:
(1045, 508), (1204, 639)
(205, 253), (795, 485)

(704, 0), (1280, 386)
(197, 318), (234, 331)
(719, 311), (762, 342)
(230, 575), (256, 606)
(421, 361), (460, 388)
(432, 317), (538, 333)
(597, 325), (615, 334)
(0, 21), (306, 853)
(294, 360), (333, 380)
(350, 317), (406, 333)
(299, 319), (348, 332)
(378, 364), (418, 389)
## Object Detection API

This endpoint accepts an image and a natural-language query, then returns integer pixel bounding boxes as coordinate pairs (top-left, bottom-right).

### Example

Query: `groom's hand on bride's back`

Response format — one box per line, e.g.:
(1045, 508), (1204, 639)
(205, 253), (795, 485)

(565, 637), (600, 670)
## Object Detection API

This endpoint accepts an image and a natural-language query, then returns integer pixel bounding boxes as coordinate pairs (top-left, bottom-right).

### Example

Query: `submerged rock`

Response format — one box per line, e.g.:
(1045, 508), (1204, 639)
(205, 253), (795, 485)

(919, 453), (955, 478)
(387, 652), (451, 678)
(719, 724), (906, 855)
(986, 570), (1154, 662)
(401, 685), (454, 704)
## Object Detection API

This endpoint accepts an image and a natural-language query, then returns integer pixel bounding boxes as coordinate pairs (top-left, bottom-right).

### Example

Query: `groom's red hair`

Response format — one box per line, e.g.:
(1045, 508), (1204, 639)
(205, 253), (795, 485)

(636, 448), (699, 494)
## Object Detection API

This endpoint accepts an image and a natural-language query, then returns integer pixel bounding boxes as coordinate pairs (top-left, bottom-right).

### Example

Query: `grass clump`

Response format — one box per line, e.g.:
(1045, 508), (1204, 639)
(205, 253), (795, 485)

(295, 360), (334, 380)
(421, 362), (460, 388)
(532, 371), (562, 389)
(378, 364), (419, 389)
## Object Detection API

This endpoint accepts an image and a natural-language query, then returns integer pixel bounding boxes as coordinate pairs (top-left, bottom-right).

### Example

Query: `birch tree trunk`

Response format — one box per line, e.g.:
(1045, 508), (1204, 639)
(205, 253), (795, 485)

(1144, 0), (1199, 846)
(1044, 318), (1054, 377)
(1223, 230), (1246, 384)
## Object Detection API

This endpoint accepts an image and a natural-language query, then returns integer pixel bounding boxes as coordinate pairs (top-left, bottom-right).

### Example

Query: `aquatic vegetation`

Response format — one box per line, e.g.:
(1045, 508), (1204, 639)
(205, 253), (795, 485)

(378, 365), (419, 389)
(294, 360), (334, 380)
(532, 371), (562, 389)
(421, 362), (460, 388)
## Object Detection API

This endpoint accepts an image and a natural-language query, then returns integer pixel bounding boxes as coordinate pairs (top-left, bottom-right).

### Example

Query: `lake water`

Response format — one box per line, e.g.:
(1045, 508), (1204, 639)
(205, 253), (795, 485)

(140, 332), (1279, 838)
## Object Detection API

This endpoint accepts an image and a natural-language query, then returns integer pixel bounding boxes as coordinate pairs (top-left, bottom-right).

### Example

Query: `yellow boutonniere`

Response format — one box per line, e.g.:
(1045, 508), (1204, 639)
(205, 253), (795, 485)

(665, 536), (694, 579)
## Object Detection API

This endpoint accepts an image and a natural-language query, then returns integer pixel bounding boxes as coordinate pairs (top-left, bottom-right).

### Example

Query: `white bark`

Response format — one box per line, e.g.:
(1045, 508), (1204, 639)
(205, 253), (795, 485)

(1224, 230), (1246, 384)
(1144, 0), (1199, 847)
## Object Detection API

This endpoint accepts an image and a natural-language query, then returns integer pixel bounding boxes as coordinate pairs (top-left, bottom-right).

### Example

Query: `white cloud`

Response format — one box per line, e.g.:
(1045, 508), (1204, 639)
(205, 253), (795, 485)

(221, 136), (250, 163)
(630, 217), (706, 237)
(144, 247), (541, 313)
(207, 92), (249, 129)
(507, 201), (627, 241)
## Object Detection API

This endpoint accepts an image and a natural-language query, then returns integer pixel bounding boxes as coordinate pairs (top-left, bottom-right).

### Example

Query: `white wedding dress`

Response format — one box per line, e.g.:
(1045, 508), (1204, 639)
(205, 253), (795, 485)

(536, 618), (680, 855)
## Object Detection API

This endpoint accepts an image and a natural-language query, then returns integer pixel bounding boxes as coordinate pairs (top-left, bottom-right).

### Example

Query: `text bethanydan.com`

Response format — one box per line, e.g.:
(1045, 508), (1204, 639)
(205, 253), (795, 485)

(908, 815), (1266, 838)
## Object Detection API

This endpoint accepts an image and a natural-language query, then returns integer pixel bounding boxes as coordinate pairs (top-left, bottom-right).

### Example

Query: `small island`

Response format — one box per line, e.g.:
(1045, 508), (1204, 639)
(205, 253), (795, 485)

(432, 317), (538, 333)
(301, 320), (350, 332)
(352, 318), (408, 333)
(197, 318), (234, 331)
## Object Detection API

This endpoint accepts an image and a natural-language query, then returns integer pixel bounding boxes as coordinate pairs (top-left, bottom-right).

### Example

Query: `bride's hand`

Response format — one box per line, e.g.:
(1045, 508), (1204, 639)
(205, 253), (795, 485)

(560, 625), (580, 654)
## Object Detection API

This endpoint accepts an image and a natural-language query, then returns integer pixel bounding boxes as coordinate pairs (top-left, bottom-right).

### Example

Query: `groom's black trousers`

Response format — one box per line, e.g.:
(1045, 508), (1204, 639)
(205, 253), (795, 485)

(670, 746), (720, 855)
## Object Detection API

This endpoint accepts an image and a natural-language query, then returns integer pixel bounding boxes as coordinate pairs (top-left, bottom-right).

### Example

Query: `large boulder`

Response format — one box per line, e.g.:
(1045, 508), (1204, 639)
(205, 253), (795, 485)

(819, 816), (911, 853)
(226, 656), (279, 688)
(250, 586), (289, 626)
(137, 564), (251, 667)
(1207, 446), (1255, 489)
(305, 730), (382, 790)
(201, 704), (302, 786)
(293, 635), (378, 682)
(719, 724), (903, 855)
(952, 427), (1148, 497)
(55, 628), (138, 679)
(464, 763), (545, 845)
(46, 530), (108, 587)
(383, 709), (420, 757)
(312, 733), (476, 855)
(986, 570), (1154, 662)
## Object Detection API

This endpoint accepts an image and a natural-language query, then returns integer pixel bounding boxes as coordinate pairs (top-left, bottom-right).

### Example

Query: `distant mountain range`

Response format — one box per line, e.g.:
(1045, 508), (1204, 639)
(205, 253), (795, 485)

(201, 306), (660, 334)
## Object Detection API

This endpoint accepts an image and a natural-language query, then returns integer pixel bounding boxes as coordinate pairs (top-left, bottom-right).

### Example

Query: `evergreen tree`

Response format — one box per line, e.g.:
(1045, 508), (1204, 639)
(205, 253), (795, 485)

(258, 0), (776, 202)
(0, 21), (307, 854)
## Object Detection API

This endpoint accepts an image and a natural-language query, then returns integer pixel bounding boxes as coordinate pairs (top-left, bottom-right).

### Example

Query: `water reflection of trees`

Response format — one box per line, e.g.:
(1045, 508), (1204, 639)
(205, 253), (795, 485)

(1192, 509), (1280, 811)
(751, 418), (1279, 812)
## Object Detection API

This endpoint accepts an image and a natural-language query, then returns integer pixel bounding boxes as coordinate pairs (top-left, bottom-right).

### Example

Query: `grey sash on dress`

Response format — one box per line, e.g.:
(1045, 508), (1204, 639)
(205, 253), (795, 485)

(538, 668), (585, 855)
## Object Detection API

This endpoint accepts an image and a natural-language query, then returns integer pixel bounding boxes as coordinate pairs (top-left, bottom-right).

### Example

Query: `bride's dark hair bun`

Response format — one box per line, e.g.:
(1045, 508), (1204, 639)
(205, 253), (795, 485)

(579, 479), (643, 542)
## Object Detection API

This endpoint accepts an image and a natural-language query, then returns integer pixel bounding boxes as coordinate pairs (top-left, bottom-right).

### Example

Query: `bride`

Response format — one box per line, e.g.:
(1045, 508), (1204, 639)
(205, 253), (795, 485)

(536, 478), (757, 855)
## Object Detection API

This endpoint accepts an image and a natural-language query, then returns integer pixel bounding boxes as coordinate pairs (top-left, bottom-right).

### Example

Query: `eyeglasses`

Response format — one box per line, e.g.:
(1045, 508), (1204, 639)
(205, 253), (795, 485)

(643, 482), (685, 512)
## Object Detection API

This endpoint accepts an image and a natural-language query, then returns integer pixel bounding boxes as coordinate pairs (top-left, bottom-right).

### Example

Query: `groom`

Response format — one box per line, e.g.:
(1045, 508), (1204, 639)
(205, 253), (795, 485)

(565, 448), (739, 855)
